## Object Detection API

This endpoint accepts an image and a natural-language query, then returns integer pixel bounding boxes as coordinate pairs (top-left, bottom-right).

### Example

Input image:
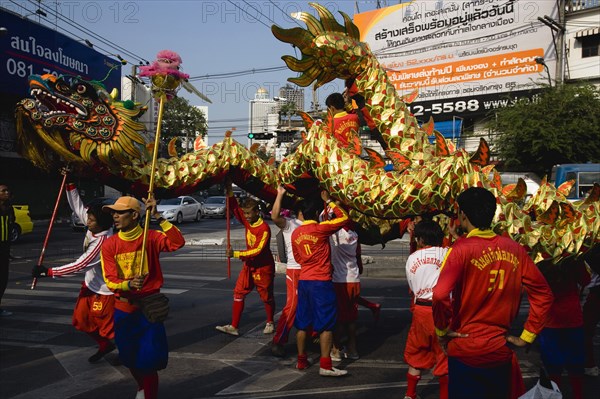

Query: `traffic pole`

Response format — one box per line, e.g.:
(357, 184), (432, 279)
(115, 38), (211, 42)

(31, 171), (68, 290)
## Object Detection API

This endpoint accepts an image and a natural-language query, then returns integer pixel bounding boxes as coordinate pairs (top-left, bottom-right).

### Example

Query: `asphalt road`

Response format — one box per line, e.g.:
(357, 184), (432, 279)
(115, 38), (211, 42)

(1, 219), (599, 398)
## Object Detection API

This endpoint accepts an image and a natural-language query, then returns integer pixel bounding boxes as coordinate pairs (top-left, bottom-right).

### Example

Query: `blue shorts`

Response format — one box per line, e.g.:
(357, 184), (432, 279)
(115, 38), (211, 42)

(294, 280), (337, 333)
(448, 356), (510, 399)
(114, 309), (168, 372)
(538, 327), (585, 375)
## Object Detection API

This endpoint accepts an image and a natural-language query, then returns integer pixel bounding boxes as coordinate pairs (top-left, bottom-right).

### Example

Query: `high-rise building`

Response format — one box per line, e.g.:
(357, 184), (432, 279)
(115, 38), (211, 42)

(248, 88), (278, 141)
(278, 84), (305, 111)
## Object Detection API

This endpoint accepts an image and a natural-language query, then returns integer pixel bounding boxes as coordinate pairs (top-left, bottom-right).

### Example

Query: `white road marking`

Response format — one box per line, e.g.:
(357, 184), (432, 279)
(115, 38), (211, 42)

(6, 345), (125, 399)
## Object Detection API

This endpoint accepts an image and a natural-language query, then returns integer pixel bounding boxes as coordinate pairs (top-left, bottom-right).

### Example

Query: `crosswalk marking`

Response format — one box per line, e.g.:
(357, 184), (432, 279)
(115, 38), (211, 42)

(163, 273), (225, 281)
(7, 345), (124, 399)
(6, 286), (188, 295)
(2, 298), (75, 310)
(0, 328), (64, 342)
(5, 311), (73, 324)
(5, 288), (78, 298)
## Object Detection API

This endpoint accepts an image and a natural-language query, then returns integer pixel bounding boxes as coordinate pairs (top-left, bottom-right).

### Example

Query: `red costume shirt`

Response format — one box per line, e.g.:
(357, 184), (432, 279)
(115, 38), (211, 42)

(331, 111), (360, 148)
(292, 202), (348, 281)
(101, 221), (185, 311)
(544, 260), (590, 328)
(228, 196), (274, 269)
(432, 229), (553, 358)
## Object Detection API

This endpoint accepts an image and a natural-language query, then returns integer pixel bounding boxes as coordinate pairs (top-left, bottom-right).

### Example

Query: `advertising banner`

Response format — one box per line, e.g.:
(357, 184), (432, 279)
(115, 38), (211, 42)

(354, 0), (558, 119)
(0, 9), (121, 97)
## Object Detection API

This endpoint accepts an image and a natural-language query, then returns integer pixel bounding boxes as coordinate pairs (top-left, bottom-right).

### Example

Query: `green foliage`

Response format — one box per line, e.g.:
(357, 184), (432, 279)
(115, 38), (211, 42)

(490, 83), (600, 178)
(278, 101), (297, 127)
(161, 96), (208, 154)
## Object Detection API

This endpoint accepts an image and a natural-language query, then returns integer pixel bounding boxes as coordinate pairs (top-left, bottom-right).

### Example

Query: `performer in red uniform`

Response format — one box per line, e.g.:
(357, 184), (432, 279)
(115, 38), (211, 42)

(583, 247), (600, 377)
(33, 182), (116, 363)
(537, 258), (590, 399)
(432, 187), (553, 399)
(344, 78), (388, 150)
(270, 186), (302, 357)
(325, 92), (360, 151)
(216, 181), (276, 336)
(292, 191), (349, 377)
(403, 219), (450, 399)
(101, 196), (185, 399)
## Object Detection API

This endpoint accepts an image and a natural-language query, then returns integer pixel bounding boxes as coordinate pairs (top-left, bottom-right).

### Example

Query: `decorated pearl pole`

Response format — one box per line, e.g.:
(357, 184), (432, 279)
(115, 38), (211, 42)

(138, 50), (189, 272)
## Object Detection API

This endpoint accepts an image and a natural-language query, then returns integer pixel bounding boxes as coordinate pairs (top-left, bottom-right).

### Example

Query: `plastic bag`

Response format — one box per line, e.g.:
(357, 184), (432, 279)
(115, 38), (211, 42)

(518, 380), (562, 399)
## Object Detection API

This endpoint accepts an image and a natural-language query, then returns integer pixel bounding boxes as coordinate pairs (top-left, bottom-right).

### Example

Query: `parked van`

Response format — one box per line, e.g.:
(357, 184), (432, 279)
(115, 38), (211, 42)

(550, 164), (600, 200)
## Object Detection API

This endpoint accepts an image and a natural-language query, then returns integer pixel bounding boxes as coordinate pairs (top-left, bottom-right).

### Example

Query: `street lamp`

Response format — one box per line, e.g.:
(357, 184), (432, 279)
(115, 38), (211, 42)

(535, 57), (552, 87)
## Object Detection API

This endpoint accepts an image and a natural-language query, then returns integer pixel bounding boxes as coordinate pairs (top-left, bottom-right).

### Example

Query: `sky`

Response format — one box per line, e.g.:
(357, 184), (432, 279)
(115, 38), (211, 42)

(5, 0), (384, 145)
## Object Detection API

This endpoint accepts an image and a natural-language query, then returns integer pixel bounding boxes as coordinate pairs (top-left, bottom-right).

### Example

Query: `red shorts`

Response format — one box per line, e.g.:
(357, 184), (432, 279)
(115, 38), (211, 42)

(333, 282), (360, 323)
(72, 284), (115, 339)
(404, 304), (447, 376)
(233, 264), (275, 304)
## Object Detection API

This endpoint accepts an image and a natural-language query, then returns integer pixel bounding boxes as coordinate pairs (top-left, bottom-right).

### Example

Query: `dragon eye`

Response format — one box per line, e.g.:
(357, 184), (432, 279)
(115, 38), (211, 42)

(56, 83), (69, 92)
(76, 85), (87, 94)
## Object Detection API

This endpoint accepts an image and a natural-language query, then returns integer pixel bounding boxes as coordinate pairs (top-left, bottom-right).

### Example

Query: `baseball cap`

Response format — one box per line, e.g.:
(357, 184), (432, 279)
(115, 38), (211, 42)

(103, 196), (141, 213)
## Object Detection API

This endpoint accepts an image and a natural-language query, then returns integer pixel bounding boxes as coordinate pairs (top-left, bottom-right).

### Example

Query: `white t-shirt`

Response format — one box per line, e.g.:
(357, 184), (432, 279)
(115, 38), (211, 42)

(405, 246), (448, 302)
(330, 227), (361, 283)
(282, 217), (302, 270)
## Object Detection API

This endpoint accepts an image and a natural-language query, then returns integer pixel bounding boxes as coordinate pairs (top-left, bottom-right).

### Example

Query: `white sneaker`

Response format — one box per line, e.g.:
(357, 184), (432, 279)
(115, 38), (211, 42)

(584, 366), (599, 377)
(216, 324), (239, 336)
(263, 322), (274, 334)
(135, 389), (145, 399)
(319, 367), (348, 377)
(330, 350), (342, 362)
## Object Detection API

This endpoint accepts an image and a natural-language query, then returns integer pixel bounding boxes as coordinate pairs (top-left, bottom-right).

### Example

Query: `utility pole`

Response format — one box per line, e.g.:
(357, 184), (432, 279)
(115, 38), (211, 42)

(537, 5), (566, 85)
(557, 0), (565, 84)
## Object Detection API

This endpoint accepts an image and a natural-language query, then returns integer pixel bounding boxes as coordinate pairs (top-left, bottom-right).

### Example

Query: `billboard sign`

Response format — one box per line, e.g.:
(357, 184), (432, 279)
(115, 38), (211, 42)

(0, 8), (121, 97)
(354, 0), (558, 119)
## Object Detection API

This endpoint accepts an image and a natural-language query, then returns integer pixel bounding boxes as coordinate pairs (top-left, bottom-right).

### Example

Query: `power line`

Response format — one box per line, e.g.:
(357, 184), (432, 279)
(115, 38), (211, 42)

(267, 0), (304, 29)
(188, 66), (289, 81)
(25, 0), (149, 64)
(225, 0), (272, 30)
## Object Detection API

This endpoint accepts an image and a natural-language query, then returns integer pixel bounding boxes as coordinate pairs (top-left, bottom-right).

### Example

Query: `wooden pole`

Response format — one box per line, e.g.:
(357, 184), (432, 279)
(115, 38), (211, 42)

(31, 172), (68, 290)
(139, 94), (166, 272)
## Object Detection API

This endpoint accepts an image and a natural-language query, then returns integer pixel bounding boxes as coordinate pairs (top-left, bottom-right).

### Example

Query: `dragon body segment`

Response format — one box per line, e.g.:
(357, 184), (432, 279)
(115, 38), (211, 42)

(15, 3), (599, 264)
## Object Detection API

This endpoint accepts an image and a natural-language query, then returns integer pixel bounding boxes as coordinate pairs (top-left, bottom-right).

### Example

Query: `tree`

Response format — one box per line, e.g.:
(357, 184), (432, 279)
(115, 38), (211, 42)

(278, 101), (297, 127)
(490, 83), (600, 178)
(161, 96), (208, 154)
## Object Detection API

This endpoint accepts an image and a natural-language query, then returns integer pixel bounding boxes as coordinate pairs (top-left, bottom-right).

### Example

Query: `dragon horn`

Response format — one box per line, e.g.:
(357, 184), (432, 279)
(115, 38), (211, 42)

(310, 3), (346, 33)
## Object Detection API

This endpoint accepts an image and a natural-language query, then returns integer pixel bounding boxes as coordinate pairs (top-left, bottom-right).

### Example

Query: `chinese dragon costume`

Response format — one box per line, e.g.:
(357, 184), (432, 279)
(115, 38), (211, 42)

(15, 3), (599, 264)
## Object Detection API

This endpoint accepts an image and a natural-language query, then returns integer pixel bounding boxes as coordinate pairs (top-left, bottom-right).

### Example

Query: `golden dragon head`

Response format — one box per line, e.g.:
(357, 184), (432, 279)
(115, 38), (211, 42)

(272, 2), (370, 88)
(15, 74), (148, 171)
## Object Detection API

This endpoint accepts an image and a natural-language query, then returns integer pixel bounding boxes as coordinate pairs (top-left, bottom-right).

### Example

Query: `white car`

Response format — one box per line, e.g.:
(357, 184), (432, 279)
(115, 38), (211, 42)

(201, 196), (227, 218)
(156, 196), (202, 224)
